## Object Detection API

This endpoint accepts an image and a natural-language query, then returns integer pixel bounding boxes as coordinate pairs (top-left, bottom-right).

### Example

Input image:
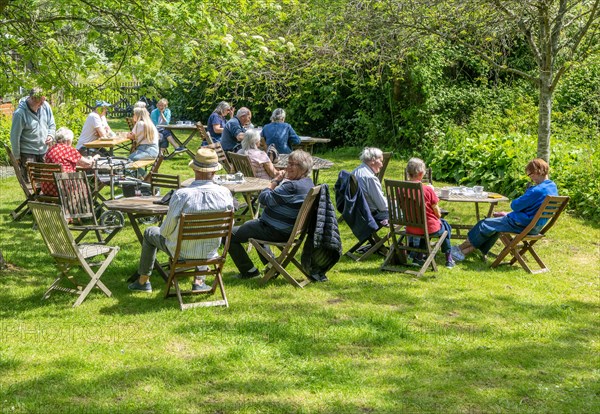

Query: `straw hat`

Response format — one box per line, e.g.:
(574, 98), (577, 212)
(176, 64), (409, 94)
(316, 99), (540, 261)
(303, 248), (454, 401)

(189, 148), (222, 172)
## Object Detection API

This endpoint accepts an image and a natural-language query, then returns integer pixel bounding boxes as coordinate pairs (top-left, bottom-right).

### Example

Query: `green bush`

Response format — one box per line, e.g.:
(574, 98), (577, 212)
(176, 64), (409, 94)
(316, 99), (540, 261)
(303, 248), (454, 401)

(428, 129), (600, 221)
(0, 114), (11, 165)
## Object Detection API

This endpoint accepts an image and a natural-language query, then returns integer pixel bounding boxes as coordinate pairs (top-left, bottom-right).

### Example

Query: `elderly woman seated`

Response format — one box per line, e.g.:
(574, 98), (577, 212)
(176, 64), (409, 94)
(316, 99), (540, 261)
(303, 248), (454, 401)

(228, 149), (314, 279)
(260, 108), (301, 154)
(42, 127), (97, 196)
(237, 129), (278, 180)
(352, 147), (388, 226)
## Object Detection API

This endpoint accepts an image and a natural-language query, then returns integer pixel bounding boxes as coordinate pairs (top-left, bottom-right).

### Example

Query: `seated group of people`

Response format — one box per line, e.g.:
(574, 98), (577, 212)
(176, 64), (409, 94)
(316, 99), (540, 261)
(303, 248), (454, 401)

(127, 137), (558, 293)
(208, 102), (301, 155)
(128, 148), (315, 291)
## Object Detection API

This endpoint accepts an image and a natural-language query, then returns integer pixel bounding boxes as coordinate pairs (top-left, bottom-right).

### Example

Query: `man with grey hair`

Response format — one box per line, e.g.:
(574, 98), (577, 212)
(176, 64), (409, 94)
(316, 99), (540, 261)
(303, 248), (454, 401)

(221, 107), (252, 152)
(352, 147), (389, 226)
(10, 87), (56, 181)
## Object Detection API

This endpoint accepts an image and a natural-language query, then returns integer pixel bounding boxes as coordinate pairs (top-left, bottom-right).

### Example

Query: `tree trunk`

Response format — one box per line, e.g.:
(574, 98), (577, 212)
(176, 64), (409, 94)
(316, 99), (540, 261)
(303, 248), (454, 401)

(537, 77), (553, 163)
(0, 248), (5, 269)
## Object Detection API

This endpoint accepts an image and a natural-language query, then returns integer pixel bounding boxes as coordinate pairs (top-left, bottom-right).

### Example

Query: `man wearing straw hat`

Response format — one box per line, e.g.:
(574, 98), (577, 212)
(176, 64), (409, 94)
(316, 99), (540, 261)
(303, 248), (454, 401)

(129, 148), (234, 293)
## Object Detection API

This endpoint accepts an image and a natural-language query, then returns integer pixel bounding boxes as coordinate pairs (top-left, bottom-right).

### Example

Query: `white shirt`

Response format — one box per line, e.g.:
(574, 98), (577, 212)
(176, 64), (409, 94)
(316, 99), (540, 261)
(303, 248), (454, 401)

(352, 163), (388, 212)
(160, 180), (234, 259)
(77, 112), (108, 149)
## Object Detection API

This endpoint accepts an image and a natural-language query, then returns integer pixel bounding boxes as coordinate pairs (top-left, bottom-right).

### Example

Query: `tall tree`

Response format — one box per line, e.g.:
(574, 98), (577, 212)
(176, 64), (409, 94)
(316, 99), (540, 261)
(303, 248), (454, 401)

(391, 0), (600, 162)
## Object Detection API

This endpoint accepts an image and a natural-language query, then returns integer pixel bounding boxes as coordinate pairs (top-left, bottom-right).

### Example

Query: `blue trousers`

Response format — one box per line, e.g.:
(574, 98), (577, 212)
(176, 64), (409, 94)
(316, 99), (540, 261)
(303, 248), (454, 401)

(416, 218), (452, 253)
(467, 215), (541, 255)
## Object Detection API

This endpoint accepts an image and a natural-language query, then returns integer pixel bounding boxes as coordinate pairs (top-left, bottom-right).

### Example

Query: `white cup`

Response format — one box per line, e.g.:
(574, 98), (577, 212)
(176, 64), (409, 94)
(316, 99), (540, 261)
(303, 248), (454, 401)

(440, 188), (450, 198)
(474, 186), (484, 197)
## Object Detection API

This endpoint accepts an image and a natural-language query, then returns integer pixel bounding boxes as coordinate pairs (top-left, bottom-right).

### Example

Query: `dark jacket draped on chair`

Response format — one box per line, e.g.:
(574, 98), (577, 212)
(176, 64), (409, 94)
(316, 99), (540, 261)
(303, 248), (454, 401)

(301, 184), (342, 280)
(334, 170), (379, 242)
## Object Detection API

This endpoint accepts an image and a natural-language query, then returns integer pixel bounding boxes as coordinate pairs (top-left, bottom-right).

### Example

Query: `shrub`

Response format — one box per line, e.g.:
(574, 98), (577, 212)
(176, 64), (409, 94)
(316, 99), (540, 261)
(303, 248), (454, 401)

(0, 115), (11, 165)
(428, 129), (600, 221)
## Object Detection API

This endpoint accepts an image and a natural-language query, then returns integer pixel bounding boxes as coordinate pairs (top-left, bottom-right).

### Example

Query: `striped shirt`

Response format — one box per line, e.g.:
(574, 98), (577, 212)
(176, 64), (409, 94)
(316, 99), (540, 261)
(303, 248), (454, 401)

(160, 180), (234, 259)
(258, 177), (314, 233)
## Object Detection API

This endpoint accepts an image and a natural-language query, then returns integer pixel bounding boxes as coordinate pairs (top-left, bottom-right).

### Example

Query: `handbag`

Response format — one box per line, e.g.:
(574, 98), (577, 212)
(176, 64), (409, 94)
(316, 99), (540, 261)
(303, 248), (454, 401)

(153, 189), (175, 205)
(267, 144), (280, 164)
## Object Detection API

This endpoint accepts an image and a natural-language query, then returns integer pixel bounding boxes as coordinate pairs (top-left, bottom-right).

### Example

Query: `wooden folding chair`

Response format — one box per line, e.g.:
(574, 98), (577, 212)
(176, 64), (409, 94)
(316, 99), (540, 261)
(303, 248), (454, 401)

(125, 117), (135, 131)
(376, 151), (393, 183)
(1, 142), (34, 220)
(164, 211), (235, 310)
(404, 166), (433, 185)
(27, 162), (63, 203)
(491, 195), (569, 273)
(381, 180), (448, 277)
(206, 143), (234, 173)
(249, 185), (322, 288)
(341, 173), (390, 261)
(29, 201), (119, 307)
(149, 172), (181, 195)
(228, 152), (255, 177)
(54, 172), (123, 244)
(196, 122), (213, 144)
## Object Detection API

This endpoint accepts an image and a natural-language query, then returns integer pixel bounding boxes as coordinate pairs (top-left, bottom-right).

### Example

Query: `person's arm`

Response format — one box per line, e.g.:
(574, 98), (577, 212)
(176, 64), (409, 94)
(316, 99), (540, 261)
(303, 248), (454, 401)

(76, 155), (97, 169)
(9, 112), (24, 159)
(366, 177), (388, 211)
(213, 124), (224, 134)
(161, 108), (171, 124)
(510, 188), (536, 212)
(262, 161), (278, 179)
(159, 192), (183, 239)
(288, 124), (301, 145)
(45, 104), (56, 143)
(432, 203), (442, 218)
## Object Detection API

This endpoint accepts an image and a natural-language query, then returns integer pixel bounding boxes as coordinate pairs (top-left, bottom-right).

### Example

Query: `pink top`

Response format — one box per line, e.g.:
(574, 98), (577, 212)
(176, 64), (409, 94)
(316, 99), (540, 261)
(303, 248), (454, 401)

(245, 149), (271, 180)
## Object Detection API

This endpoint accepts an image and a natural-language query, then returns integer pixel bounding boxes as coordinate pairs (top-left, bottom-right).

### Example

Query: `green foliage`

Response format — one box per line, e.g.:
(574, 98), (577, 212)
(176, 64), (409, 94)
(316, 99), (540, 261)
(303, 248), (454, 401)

(428, 128), (600, 221)
(52, 100), (87, 133)
(0, 115), (11, 164)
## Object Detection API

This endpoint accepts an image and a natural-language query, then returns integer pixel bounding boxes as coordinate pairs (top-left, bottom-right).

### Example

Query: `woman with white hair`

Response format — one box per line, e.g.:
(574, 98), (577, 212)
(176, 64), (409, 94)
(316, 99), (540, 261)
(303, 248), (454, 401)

(260, 108), (301, 154)
(42, 127), (97, 196)
(128, 107), (159, 161)
(352, 147), (388, 226)
(237, 129), (278, 179)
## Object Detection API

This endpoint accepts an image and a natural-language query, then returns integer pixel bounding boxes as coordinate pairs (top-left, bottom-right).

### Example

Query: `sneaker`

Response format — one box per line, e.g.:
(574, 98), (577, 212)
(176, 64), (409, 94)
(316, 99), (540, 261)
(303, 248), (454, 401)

(174, 147), (186, 153)
(445, 259), (456, 269)
(128, 280), (152, 292)
(450, 246), (465, 262)
(235, 269), (261, 279)
(192, 282), (212, 292)
(412, 257), (425, 267)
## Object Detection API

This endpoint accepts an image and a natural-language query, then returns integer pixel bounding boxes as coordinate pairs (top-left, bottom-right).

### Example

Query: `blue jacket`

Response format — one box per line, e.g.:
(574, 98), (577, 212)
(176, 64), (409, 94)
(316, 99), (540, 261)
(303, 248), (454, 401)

(221, 117), (245, 152)
(261, 122), (300, 154)
(508, 179), (558, 227)
(334, 170), (379, 242)
(10, 98), (56, 158)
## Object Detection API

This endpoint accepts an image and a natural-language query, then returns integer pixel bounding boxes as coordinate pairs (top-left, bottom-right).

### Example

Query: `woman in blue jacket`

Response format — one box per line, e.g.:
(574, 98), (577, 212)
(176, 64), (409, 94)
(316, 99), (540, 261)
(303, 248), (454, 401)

(451, 158), (558, 261)
(260, 108), (300, 154)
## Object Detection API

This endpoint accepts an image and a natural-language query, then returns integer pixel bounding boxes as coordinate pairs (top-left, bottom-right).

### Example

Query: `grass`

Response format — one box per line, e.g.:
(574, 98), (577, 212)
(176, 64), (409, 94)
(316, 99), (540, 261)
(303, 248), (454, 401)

(0, 132), (598, 413)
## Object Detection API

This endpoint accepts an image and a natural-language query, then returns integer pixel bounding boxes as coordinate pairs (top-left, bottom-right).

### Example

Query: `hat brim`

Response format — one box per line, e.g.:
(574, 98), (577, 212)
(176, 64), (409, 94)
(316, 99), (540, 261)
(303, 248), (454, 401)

(188, 160), (222, 173)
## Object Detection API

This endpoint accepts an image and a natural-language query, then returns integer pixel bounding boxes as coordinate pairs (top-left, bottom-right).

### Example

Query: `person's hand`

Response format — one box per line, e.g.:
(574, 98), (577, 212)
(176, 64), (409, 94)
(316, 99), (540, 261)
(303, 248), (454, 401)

(45, 136), (54, 146)
(493, 211), (508, 217)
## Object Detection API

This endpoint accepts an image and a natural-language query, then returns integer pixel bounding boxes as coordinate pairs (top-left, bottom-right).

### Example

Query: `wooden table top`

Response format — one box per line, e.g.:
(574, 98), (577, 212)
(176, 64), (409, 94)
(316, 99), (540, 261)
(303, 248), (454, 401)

(84, 136), (130, 148)
(299, 136), (331, 144)
(435, 188), (509, 203)
(104, 196), (168, 215)
(181, 176), (271, 194)
(275, 154), (334, 170)
(162, 124), (201, 131)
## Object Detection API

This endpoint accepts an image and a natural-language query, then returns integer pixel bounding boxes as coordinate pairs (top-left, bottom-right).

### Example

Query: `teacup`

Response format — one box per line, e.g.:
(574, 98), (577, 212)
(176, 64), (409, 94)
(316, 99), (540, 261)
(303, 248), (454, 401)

(474, 186), (484, 197)
(440, 188), (450, 198)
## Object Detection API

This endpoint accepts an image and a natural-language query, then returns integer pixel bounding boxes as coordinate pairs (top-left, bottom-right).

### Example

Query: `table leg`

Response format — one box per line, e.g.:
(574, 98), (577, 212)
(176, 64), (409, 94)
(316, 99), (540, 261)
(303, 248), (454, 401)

(312, 170), (320, 184)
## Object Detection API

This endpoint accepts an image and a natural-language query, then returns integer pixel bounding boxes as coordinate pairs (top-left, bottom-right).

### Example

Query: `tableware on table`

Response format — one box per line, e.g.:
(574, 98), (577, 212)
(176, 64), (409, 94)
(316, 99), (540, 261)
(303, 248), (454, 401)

(440, 187), (450, 198)
(474, 186), (484, 197)
(176, 121), (183, 125)
(234, 172), (244, 183)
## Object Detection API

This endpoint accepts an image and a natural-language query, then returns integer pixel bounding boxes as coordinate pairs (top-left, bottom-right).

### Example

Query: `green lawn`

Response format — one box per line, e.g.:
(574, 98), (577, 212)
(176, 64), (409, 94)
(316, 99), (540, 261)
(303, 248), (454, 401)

(0, 142), (598, 413)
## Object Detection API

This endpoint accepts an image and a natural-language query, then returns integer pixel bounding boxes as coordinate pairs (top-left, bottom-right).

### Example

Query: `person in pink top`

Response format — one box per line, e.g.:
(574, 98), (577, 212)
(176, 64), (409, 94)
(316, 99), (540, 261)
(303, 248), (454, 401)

(237, 129), (278, 180)
(405, 158), (455, 268)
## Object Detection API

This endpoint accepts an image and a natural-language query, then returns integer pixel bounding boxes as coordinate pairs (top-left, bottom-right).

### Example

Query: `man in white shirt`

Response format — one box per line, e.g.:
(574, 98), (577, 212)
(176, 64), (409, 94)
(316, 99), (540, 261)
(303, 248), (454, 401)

(129, 148), (234, 293)
(76, 100), (114, 154)
(352, 147), (389, 226)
